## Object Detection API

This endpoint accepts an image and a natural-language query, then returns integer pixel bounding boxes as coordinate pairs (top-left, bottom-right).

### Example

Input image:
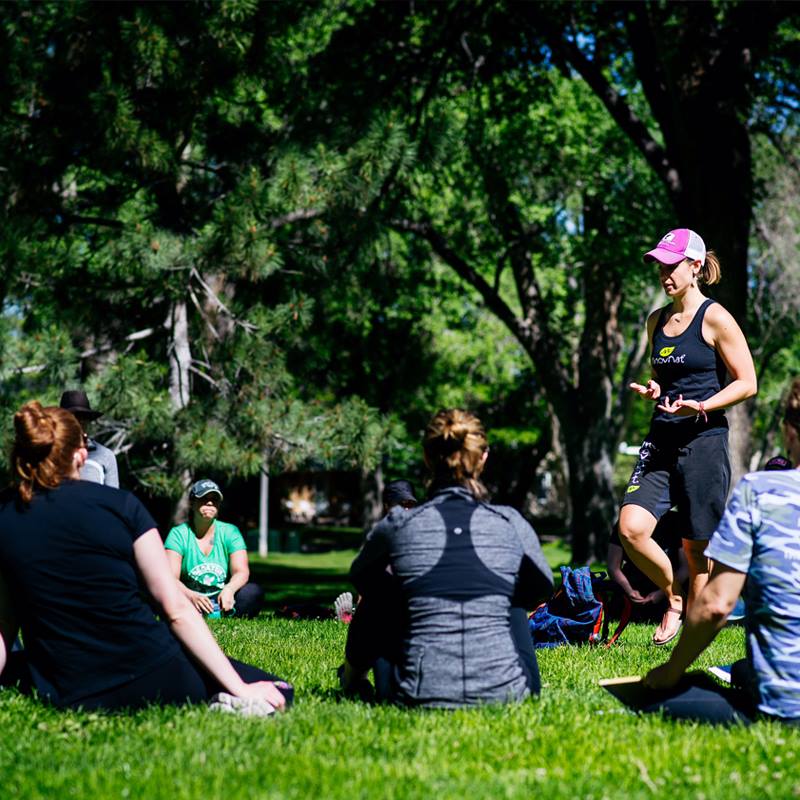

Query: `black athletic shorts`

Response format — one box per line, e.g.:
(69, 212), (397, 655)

(620, 430), (730, 541)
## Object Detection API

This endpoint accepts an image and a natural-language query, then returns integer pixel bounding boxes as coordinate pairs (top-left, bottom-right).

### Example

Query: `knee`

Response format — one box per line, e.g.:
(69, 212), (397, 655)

(618, 520), (649, 548)
(234, 582), (264, 617)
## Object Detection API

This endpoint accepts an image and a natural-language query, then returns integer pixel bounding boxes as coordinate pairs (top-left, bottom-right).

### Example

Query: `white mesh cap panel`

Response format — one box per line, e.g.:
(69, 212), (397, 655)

(685, 230), (706, 263)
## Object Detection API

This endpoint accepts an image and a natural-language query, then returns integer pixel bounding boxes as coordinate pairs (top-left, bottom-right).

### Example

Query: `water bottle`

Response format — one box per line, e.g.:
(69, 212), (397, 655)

(206, 597), (221, 619)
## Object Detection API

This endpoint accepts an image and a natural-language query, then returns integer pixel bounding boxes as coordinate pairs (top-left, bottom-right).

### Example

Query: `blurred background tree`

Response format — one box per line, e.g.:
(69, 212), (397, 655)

(1, 1), (798, 557)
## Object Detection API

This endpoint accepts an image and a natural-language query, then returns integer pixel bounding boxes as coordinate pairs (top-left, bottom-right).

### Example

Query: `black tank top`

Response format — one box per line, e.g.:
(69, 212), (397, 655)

(649, 298), (727, 436)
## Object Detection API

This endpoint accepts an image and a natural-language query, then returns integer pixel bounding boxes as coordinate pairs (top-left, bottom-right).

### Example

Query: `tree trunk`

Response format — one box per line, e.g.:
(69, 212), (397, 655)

(167, 299), (193, 524)
(359, 463), (384, 531)
(563, 428), (618, 565)
(671, 114), (754, 488)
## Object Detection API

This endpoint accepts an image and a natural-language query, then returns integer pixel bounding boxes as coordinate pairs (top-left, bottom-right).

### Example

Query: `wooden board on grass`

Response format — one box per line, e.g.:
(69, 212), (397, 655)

(598, 676), (653, 709)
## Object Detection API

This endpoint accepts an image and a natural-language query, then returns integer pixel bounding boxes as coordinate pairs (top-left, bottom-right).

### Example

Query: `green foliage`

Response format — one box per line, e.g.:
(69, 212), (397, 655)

(0, 2), (392, 503)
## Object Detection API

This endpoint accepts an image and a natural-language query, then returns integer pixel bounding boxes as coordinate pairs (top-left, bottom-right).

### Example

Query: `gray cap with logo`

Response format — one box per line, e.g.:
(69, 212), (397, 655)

(189, 479), (223, 502)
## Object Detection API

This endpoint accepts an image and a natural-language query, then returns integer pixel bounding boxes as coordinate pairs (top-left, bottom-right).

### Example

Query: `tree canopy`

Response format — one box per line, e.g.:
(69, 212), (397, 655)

(1, 1), (798, 554)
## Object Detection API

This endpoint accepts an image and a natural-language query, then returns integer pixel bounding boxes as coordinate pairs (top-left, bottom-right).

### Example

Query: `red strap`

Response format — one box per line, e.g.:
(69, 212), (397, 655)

(604, 596), (633, 648)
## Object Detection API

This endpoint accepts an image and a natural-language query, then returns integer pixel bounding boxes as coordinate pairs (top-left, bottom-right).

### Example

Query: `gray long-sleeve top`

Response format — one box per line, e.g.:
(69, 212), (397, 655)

(350, 485), (554, 708)
(79, 439), (119, 488)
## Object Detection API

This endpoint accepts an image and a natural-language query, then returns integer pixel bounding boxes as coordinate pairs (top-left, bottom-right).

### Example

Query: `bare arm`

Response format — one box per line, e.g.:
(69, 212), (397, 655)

(607, 543), (645, 602)
(218, 551), (249, 612)
(165, 548), (215, 614)
(644, 562), (746, 688)
(135, 530), (285, 708)
(703, 304), (758, 410)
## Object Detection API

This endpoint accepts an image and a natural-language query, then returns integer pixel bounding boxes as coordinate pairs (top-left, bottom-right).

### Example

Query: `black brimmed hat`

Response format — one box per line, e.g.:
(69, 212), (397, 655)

(59, 390), (102, 421)
(382, 479), (417, 508)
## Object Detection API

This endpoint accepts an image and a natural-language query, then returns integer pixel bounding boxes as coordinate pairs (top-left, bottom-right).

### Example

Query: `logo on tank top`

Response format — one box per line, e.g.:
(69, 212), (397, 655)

(652, 345), (686, 365)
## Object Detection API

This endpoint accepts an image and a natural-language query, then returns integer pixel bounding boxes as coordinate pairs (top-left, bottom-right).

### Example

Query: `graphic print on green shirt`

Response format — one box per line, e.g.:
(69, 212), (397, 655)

(164, 520), (247, 596)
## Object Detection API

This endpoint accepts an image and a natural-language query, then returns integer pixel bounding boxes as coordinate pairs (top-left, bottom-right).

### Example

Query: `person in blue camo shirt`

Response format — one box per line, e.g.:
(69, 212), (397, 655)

(643, 377), (800, 724)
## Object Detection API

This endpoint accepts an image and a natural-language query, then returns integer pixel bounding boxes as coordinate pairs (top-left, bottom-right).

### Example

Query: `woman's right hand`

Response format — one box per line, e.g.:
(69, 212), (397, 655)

(188, 591), (216, 614)
(235, 680), (287, 710)
(629, 379), (661, 401)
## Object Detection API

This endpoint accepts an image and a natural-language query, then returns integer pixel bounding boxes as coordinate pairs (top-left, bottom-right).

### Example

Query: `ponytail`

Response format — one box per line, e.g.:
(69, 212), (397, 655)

(11, 401), (83, 503)
(700, 250), (721, 285)
(423, 409), (489, 499)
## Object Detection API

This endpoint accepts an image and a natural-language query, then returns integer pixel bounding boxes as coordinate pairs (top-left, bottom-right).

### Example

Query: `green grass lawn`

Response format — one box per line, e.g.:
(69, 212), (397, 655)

(2, 547), (798, 800)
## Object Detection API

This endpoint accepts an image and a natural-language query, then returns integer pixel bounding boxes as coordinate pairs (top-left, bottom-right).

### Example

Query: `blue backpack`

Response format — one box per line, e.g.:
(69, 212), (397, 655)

(528, 566), (630, 649)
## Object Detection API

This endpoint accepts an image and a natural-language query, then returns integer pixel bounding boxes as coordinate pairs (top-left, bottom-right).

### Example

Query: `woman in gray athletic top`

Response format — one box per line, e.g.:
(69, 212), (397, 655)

(340, 409), (554, 708)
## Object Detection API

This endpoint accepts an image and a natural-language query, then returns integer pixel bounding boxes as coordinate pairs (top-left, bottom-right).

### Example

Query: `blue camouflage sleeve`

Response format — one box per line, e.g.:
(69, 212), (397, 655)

(705, 476), (756, 574)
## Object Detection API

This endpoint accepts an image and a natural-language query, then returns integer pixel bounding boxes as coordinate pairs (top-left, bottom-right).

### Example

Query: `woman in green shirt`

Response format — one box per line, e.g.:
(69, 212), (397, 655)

(165, 480), (264, 618)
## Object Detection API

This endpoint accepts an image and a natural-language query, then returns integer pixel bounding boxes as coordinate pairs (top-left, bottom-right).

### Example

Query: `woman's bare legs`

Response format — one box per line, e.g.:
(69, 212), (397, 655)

(618, 505), (684, 643)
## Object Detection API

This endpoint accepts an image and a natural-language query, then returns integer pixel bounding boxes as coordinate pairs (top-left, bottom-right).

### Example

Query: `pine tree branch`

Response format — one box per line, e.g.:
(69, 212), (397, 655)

(267, 209), (324, 228)
(60, 213), (125, 229)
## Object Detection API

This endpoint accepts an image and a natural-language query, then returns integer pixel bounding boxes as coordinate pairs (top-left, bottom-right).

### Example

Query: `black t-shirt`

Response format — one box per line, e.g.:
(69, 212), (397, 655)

(0, 480), (180, 706)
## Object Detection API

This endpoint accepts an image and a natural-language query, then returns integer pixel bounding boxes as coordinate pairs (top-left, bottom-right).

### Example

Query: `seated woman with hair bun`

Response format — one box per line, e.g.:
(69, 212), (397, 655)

(0, 402), (291, 715)
(340, 409), (554, 707)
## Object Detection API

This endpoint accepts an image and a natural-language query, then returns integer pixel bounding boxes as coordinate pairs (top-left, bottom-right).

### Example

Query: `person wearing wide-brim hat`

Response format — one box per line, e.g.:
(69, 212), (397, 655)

(59, 390), (119, 488)
(164, 479), (264, 618)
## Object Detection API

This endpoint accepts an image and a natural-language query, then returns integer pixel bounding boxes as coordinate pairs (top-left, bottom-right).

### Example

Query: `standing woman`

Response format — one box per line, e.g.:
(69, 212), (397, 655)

(620, 229), (756, 645)
(0, 402), (290, 714)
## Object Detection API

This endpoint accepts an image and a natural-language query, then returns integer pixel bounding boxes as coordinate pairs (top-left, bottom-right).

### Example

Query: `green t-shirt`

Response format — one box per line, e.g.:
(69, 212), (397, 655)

(164, 520), (247, 596)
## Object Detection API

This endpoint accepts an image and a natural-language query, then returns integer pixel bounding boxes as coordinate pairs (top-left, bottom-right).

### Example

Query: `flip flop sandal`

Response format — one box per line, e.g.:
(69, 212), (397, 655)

(652, 606), (683, 646)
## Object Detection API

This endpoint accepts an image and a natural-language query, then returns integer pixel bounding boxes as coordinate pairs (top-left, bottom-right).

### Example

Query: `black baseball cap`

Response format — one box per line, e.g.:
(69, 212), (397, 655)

(765, 455), (793, 471)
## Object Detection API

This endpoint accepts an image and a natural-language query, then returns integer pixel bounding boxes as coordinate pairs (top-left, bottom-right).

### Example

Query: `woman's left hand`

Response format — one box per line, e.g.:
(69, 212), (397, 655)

(218, 586), (236, 612)
(656, 394), (701, 418)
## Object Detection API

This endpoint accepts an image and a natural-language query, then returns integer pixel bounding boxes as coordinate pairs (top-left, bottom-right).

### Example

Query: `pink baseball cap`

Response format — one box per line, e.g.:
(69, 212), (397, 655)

(643, 228), (706, 265)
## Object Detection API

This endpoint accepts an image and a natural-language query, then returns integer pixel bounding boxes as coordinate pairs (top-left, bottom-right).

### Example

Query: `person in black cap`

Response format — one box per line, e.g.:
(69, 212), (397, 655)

(334, 479), (419, 623)
(59, 390), (119, 488)
(164, 479), (264, 618)
(764, 454), (793, 471)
